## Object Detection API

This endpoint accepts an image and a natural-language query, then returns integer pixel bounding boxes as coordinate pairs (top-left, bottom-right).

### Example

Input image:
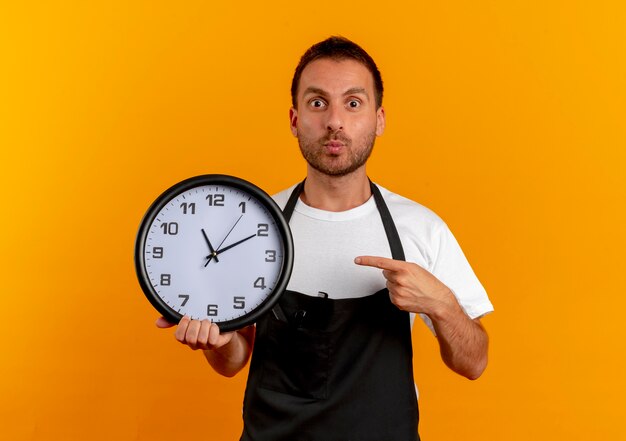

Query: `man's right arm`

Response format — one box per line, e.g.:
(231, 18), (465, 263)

(156, 316), (255, 377)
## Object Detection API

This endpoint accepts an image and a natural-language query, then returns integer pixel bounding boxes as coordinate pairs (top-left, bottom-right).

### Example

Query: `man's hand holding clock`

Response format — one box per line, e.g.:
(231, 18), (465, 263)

(156, 315), (256, 377)
(155, 316), (235, 351)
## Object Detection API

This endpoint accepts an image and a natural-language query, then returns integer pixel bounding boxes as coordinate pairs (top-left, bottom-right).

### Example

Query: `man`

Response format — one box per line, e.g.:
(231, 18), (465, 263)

(157, 36), (493, 440)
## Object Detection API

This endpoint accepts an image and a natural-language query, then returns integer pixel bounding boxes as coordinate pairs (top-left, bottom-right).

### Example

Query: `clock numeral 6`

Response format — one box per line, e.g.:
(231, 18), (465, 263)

(233, 296), (246, 310)
(253, 277), (266, 289)
(257, 223), (269, 236)
(207, 304), (218, 317)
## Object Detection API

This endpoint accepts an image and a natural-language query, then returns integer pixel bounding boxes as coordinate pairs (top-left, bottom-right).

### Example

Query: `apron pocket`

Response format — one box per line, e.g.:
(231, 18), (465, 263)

(259, 317), (330, 400)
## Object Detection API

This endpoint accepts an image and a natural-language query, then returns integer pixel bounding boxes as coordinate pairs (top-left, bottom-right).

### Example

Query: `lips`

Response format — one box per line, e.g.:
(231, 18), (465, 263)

(325, 140), (345, 148)
(323, 140), (345, 155)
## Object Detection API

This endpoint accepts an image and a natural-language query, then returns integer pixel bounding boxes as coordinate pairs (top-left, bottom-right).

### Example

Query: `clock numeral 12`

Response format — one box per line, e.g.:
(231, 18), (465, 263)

(206, 194), (225, 206)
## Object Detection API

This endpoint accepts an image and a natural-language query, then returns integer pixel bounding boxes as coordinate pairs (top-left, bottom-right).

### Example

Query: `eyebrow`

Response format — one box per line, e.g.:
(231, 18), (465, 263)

(343, 87), (369, 97)
(302, 86), (369, 98)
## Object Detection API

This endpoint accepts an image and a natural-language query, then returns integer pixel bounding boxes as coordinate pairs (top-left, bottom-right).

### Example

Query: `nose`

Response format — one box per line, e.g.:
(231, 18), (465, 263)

(325, 105), (344, 132)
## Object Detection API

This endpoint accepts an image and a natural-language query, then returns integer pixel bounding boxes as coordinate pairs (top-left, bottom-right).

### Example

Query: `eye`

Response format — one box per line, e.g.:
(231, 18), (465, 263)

(309, 99), (326, 108)
(347, 100), (361, 109)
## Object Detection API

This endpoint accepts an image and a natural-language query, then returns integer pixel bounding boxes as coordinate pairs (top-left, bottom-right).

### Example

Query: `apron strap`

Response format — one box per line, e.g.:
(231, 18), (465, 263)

(369, 180), (406, 262)
(282, 180), (305, 223)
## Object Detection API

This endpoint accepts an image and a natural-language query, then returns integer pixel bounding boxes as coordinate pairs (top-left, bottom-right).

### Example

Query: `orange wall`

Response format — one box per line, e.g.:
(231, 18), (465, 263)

(1, 1), (625, 440)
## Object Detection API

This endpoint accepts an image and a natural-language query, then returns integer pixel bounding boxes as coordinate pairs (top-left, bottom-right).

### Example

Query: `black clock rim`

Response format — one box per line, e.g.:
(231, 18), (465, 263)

(134, 174), (294, 332)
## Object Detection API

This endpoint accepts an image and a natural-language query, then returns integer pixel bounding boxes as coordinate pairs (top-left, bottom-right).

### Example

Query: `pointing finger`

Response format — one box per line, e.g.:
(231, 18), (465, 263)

(354, 255), (405, 272)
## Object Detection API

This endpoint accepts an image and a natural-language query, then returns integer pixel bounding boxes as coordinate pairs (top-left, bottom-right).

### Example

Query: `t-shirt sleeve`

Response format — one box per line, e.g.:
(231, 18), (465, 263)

(427, 221), (494, 323)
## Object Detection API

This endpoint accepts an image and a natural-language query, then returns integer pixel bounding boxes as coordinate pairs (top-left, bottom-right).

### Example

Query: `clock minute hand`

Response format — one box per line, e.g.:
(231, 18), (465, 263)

(215, 233), (257, 256)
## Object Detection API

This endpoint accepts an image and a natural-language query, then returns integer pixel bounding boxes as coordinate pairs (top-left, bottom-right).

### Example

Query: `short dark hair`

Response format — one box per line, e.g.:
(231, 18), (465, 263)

(291, 36), (384, 109)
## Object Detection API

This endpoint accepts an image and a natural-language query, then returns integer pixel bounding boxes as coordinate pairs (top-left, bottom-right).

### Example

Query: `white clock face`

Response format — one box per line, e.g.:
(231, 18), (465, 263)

(141, 182), (287, 324)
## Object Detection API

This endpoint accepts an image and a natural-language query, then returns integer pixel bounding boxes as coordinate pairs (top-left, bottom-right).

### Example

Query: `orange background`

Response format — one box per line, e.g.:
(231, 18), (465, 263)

(1, 1), (625, 440)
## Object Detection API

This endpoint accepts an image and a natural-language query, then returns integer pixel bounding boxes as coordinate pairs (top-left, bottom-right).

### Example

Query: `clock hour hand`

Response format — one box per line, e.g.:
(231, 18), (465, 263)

(201, 228), (219, 265)
(215, 233), (257, 256)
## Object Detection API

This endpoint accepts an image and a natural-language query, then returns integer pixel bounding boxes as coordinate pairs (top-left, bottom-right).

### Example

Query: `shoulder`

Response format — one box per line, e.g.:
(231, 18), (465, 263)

(374, 183), (452, 269)
(375, 184), (447, 232)
(271, 183), (300, 210)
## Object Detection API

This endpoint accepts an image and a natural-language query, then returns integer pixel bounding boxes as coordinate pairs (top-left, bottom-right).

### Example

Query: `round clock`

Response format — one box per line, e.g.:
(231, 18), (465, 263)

(134, 174), (294, 332)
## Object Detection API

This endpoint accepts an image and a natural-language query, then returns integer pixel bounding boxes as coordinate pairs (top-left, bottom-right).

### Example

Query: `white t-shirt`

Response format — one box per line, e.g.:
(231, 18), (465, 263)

(272, 183), (494, 333)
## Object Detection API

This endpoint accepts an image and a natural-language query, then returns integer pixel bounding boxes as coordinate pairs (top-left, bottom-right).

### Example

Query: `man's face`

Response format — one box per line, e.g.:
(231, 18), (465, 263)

(290, 58), (385, 177)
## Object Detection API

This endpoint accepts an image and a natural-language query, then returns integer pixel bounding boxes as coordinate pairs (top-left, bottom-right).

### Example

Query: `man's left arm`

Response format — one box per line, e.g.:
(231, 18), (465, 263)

(355, 256), (488, 380)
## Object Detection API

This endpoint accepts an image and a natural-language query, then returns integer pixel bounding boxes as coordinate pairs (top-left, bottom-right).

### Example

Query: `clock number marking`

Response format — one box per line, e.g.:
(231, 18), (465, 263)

(207, 304), (218, 317)
(178, 294), (189, 306)
(233, 296), (246, 310)
(239, 201), (246, 213)
(257, 223), (269, 237)
(180, 202), (196, 214)
(152, 247), (163, 258)
(160, 222), (179, 235)
(253, 277), (267, 290)
(160, 274), (171, 286)
(206, 194), (225, 206)
(265, 250), (276, 262)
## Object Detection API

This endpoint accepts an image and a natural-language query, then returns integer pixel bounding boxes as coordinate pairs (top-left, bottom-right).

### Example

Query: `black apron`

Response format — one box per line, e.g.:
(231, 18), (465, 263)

(240, 181), (420, 441)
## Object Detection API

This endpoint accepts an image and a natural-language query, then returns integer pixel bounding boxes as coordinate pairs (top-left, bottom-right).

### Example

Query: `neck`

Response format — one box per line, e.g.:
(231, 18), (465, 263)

(301, 166), (372, 212)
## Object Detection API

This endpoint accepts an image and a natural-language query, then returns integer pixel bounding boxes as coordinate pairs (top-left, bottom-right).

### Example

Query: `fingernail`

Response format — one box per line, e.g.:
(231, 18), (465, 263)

(354, 257), (361, 264)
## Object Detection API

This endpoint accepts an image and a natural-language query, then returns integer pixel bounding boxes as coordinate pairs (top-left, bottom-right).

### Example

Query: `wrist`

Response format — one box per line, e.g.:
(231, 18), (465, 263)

(427, 289), (461, 323)
(204, 332), (238, 356)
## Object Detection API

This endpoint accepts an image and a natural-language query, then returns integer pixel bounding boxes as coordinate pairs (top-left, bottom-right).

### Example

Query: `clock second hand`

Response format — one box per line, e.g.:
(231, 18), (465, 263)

(204, 214), (243, 267)
(216, 214), (243, 250)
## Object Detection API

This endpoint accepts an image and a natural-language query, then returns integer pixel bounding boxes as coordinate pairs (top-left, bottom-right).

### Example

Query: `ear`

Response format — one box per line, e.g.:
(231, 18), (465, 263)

(289, 107), (298, 137)
(376, 106), (386, 136)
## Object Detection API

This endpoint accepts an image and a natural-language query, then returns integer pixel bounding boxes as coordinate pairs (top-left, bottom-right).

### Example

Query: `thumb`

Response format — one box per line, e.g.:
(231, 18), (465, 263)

(155, 316), (176, 328)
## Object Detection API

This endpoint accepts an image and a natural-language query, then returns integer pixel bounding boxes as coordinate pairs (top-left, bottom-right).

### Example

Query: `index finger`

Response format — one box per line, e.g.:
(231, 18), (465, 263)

(354, 255), (405, 271)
